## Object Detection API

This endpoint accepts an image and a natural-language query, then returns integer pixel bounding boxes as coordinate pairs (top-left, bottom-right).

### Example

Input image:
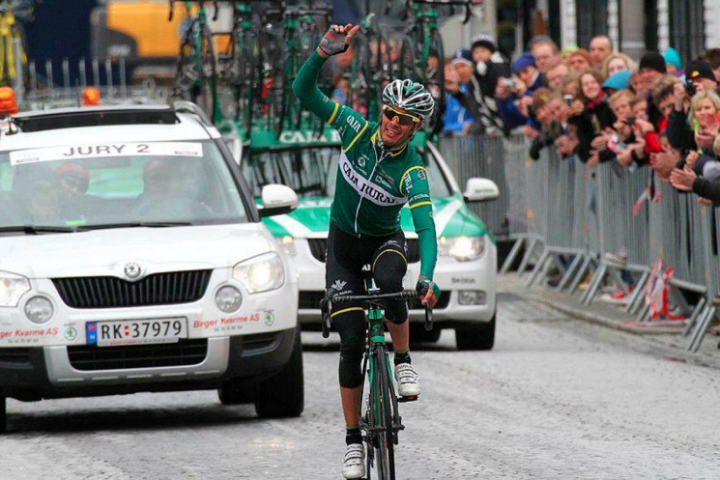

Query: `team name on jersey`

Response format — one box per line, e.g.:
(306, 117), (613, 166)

(339, 153), (407, 207)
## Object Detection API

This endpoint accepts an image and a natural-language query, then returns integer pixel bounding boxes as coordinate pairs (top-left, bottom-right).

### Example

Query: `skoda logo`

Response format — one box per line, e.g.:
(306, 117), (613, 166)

(124, 263), (142, 280)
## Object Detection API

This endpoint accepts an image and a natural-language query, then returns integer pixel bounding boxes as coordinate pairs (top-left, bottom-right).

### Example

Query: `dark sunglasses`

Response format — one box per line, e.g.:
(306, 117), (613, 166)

(382, 105), (420, 126)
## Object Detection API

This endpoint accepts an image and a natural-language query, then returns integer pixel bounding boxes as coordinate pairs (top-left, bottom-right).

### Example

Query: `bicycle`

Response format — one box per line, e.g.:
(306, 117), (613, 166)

(215, 0), (267, 137)
(0, 0), (39, 87)
(266, 0), (332, 137)
(345, 0), (393, 121)
(169, 0), (220, 123)
(397, 0), (472, 135)
(320, 281), (433, 480)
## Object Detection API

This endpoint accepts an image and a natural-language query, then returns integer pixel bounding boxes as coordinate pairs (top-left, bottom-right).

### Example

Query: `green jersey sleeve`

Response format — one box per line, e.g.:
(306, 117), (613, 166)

(292, 51), (372, 152)
(401, 165), (437, 280)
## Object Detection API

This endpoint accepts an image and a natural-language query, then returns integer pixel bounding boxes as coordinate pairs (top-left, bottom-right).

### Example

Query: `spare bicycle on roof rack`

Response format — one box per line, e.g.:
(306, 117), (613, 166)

(396, 0), (473, 136)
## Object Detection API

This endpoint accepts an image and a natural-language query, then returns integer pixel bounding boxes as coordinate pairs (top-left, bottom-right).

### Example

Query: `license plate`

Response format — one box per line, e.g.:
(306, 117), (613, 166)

(86, 318), (188, 347)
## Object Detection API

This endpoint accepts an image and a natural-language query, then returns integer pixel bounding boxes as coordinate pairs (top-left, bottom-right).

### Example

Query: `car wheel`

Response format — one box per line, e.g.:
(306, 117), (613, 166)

(255, 327), (304, 418)
(0, 396), (6, 433)
(455, 313), (496, 351)
(409, 323), (442, 345)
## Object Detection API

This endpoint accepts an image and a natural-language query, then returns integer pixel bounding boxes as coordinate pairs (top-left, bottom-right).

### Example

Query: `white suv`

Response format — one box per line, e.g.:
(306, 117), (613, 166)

(0, 104), (302, 431)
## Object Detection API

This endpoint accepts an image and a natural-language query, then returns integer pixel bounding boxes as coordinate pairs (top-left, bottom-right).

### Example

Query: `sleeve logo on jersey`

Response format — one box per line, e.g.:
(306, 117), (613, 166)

(346, 116), (363, 133)
(416, 169), (427, 180)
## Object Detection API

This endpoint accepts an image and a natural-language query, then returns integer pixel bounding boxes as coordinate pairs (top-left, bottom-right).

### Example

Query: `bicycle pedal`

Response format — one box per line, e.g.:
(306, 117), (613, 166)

(398, 395), (418, 403)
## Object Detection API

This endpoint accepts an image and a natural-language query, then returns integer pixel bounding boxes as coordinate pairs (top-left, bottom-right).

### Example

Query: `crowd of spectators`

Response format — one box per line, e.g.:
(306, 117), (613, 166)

(442, 33), (720, 207)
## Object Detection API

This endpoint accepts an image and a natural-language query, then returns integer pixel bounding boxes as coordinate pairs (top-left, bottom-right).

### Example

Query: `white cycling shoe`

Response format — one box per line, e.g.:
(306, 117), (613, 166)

(342, 443), (365, 479)
(395, 363), (421, 397)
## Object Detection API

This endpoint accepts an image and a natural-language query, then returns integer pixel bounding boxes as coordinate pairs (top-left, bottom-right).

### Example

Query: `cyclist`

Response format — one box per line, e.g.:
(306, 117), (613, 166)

(293, 23), (440, 479)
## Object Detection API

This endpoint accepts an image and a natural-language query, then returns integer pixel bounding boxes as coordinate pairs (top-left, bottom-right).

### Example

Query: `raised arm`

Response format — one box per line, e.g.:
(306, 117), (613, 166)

(292, 24), (360, 123)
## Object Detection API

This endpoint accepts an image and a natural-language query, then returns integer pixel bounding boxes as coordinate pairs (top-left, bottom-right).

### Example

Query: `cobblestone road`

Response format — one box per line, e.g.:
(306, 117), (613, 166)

(3, 292), (720, 479)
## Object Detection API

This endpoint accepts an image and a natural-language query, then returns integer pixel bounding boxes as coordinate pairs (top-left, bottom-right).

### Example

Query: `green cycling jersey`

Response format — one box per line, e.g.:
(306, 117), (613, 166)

(292, 51), (437, 279)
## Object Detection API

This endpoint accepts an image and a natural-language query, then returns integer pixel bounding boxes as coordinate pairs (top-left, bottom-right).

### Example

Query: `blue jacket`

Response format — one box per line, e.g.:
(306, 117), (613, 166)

(442, 84), (474, 133)
(497, 71), (545, 132)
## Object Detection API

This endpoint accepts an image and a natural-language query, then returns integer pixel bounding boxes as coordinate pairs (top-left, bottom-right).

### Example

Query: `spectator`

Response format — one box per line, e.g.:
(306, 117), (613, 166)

(447, 48), (503, 135)
(667, 61), (718, 154)
(629, 71), (644, 95)
(602, 53), (637, 78)
(630, 95), (648, 121)
(697, 48), (720, 82)
(637, 52), (666, 95)
(529, 35), (560, 75)
(568, 49), (593, 72)
(689, 90), (720, 153)
(589, 35), (614, 70)
(577, 69), (615, 130)
(685, 60), (719, 94)
(663, 47), (683, 77)
(546, 60), (570, 91)
(670, 135), (720, 202)
(496, 52), (544, 132)
(602, 70), (631, 96)
(442, 61), (474, 135)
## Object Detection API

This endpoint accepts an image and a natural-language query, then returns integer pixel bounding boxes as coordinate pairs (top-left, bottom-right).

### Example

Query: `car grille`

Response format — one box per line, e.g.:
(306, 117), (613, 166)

(307, 239), (420, 263)
(52, 270), (212, 309)
(299, 290), (450, 310)
(67, 339), (208, 370)
(0, 348), (33, 367)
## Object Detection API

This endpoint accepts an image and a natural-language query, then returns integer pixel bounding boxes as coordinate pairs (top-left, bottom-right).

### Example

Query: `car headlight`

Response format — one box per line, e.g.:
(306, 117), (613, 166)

(438, 236), (485, 262)
(25, 296), (54, 324)
(233, 252), (285, 293)
(278, 236), (296, 256)
(0, 271), (31, 307)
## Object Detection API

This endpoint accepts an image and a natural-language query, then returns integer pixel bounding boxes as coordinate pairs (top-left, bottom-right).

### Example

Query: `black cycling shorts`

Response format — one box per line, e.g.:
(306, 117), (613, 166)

(326, 223), (409, 388)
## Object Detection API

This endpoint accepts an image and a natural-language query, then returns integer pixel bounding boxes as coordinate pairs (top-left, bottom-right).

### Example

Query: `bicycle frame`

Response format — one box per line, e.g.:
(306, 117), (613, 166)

(320, 282), (433, 480)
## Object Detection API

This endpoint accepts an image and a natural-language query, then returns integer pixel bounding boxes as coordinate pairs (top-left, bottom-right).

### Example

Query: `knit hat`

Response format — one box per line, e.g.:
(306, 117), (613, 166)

(686, 60), (716, 83)
(602, 70), (631, 91)
(471, 33), (496, 53)
(451, 48), (473, 66)
(638, 52), (666, 74)
(512, 52), (536, 74)
(663, 47), (682, 71)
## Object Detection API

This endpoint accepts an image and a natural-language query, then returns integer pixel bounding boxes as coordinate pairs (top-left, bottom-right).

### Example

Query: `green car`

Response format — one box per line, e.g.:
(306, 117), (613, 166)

(233, 128), (499, 350)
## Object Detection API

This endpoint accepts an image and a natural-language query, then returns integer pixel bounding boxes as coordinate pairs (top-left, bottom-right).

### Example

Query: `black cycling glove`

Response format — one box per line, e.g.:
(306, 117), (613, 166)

(318, 29), (350, 56)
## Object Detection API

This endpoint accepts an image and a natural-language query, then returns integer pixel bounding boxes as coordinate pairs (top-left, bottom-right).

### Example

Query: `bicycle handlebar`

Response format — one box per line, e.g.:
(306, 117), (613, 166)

(320, 289), (434, 338)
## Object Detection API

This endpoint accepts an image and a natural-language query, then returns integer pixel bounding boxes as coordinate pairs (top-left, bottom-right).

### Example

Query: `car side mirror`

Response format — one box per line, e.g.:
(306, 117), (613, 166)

(259, 184), (298, 217)
(463, 178), (500, 203)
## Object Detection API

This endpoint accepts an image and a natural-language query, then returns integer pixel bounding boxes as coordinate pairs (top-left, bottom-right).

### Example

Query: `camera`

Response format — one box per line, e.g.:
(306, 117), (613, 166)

(685, 82), (697, 97)
(502, 78), (515, 88)
(563, 94), (573, 106)
(626, 116), (636, 126)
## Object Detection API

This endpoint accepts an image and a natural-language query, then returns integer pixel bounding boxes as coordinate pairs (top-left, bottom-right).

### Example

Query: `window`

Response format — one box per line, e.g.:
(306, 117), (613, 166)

(668, 0), (704, 64)
(576, 0), (608, 49)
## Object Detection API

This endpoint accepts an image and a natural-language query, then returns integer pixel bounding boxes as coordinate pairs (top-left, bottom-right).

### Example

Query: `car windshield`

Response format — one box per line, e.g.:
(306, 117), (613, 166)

(243, 146), (452, 199)
(0, 140), (248, 230)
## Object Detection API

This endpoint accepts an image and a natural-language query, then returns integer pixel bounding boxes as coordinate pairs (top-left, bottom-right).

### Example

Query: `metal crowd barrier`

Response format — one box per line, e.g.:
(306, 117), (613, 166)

(438, 134), (720, 352)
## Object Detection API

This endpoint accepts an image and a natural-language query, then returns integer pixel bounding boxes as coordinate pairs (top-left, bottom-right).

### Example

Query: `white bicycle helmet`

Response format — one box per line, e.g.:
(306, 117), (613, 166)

(382, 79), (435, 120)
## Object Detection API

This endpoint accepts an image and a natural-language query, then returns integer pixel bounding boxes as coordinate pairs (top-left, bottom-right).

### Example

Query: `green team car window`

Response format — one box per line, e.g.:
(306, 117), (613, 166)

(293, 51), (437, 279)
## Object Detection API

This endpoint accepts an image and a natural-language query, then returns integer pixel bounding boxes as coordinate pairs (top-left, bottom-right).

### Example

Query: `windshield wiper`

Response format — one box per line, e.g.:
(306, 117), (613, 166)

(83, 222), (193, 230)
(0, 225), (84, 234)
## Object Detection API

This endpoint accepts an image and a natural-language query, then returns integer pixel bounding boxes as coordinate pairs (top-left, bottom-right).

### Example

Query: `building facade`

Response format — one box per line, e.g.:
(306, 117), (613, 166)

(510, 0), (716, 63)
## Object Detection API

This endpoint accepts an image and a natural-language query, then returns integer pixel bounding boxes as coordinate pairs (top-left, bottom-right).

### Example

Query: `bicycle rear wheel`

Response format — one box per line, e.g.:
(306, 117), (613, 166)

(424, 28), (445, 135)
(235, 31), (262, 137)
(174, 24), (218, 122)
(347, 36), (372, 119)
(372, 346), (396, 480)
(396, 35), (418, 82)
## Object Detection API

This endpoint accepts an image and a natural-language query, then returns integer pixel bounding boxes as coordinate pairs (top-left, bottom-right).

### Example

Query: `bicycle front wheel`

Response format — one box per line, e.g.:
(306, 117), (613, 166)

(371, 346), (396, 480)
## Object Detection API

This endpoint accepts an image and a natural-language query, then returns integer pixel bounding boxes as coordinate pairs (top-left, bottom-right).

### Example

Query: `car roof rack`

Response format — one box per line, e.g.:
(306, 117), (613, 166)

(172, 101), (213, 127)
(12, 105), (180, 133)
